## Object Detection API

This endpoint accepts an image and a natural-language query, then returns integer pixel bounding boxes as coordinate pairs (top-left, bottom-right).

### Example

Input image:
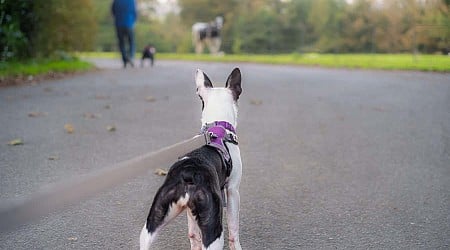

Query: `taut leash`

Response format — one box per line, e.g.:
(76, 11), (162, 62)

(0, 134), (210, 233)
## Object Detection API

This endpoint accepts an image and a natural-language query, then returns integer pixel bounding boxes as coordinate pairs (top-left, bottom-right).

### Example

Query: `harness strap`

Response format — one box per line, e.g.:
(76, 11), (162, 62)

(201, 121), (238, 178)
(201, 121), (238, 208)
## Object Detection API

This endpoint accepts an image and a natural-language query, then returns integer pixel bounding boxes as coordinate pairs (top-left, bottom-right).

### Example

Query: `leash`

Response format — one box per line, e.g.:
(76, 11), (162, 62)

(0, 134), (210, 233)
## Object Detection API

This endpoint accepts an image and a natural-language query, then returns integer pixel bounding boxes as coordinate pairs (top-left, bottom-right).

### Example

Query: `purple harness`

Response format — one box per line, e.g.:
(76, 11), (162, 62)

(201, 121), (238, 176)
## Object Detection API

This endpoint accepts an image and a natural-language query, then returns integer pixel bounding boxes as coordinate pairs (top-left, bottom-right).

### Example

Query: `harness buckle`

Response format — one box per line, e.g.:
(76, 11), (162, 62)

(203, 131), (212, 145)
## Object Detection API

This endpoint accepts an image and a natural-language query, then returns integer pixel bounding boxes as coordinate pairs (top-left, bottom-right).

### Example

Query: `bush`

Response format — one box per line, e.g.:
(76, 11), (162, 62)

(33, 0), (97, 57)
(0, 0), (36, 61)
(0, 0), (96, 61)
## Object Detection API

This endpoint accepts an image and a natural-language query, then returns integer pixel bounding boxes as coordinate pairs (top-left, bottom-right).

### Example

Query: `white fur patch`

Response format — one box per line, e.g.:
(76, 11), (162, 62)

(139, 194), (190, 250)
(166, 193), (190, 220)
(139, 223), (155, 250)
(201, 88), (237, 127)
(205, 231), (224, 250)
(178, 156), (190, 161)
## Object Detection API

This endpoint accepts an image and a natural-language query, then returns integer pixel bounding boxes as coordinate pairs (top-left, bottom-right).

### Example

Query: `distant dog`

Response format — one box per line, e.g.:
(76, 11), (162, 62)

(140, 68), (243, 250)
(141, 44), (155, 67)
(192, 16), (223, 54)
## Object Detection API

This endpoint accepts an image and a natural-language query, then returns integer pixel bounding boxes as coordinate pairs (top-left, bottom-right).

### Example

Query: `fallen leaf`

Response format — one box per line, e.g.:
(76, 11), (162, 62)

(28, 112), (47, 117)
(154, 168), (168, 176)
(7, 139), (23, 146)
(145, 96), (156, 102)
(95, 95), (110, 100)
(64, 124), (74, 134)
(67, 237), (78, 242)
(43, 87), (53, 92)
(250, 99), (262, 105)
(48, 156), (59, 160)
(104, 104), (111, 109)
(83, 113), (100, 119)
(372, 107), (387, 112)
(106, 125), (116, 132)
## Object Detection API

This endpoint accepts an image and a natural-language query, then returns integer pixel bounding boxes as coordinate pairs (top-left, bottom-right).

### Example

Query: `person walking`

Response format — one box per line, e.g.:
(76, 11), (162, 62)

(112, 0), (137, 68)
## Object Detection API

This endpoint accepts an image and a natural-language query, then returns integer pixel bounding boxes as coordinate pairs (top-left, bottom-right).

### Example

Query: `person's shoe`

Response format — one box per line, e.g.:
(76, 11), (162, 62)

(126, 58), (134, 68)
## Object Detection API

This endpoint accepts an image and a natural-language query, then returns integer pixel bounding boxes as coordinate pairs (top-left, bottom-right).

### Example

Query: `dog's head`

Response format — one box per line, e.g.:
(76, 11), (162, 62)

(195, 68), (242, 127)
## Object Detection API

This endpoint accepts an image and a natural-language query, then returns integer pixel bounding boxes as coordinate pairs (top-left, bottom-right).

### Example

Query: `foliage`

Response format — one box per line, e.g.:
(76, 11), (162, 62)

(0, 0), (36, 60)
(2, 0), (449, 59)
(91, 0), (449, 54)
(33, 0), (97, 57)
(1, 0), (96, 61)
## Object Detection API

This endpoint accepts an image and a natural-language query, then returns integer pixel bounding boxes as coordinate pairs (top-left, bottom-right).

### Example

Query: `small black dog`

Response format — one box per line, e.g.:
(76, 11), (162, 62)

(141, 44), (155, 67)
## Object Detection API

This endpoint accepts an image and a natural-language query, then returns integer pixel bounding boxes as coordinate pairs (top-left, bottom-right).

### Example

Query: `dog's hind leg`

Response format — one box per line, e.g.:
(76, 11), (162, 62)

(140, 185), (189, 250)
(226, 187), (242, 250)
(187, 209), (202, 250)
(189, 187), (224, 250)
(226, 148), (243, 250)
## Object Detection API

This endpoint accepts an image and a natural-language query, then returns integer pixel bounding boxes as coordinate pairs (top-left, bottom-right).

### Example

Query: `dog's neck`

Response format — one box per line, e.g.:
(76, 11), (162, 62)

(200, 88), (238, 129)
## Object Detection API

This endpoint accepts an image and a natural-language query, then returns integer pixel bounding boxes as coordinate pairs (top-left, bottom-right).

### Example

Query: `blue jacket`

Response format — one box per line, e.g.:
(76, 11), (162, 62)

(112, 0), (137, 28)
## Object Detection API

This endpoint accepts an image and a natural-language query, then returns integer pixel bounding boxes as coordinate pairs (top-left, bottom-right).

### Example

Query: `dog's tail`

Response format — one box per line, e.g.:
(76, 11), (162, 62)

(180, 165), (204, 186)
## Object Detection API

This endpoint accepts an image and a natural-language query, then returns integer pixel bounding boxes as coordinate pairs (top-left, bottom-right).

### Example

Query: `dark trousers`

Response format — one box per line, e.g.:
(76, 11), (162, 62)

(115, 26), (135, 66)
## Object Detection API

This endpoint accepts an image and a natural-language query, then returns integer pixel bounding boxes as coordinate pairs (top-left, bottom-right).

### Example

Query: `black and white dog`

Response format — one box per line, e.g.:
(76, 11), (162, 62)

(192, 16), (223, 54)
(140, 68), (243, 250)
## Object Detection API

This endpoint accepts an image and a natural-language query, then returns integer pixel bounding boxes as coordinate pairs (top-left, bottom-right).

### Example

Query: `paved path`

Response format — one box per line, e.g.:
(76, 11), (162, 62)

(1, 59), (449, 249)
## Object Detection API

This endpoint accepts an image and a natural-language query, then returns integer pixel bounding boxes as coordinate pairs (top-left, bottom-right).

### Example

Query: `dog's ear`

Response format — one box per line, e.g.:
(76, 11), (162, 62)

(196, 69), (213, 92)
(225, 68), (242, 101)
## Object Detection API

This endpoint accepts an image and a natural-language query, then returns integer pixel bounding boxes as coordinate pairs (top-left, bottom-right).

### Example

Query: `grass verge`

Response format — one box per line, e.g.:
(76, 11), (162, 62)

(160, 53), (450, 72)
(0, 59), (94, 77)
(0, 58), (94, 86)
(81, 52), (450, 72)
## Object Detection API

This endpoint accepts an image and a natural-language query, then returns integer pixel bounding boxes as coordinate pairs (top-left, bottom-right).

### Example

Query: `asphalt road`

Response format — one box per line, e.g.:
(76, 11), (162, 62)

(1, 59), (449, 249)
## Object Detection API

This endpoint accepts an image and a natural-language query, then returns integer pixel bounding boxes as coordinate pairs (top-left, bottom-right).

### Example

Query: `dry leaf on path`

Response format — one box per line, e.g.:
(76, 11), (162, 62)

(250, 99), (263, 105)
(67, 237), (78, 242)
(83, 113), (100, 119)
(106, 125), (116, 132)
(7, 139), (23, 146)
(95, 95), (110, 100)
(28, 112), (47, 117)
(43, 87), (53, 92)
(48, 156), (59, 160)
(145, 96), (156, 102)
(154, 168), (168, 176)
(64, 124), (74, 134)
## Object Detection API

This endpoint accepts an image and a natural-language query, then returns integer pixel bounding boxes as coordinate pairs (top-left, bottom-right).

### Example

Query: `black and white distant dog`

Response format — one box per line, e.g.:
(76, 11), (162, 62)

(140, 68), (243, 250)
(192, 16), (223, 54)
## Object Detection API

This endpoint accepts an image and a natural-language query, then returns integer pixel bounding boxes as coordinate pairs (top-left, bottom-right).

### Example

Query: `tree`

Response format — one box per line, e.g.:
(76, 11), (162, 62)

(340, 0), (377, 53)
(0, 0), (36, 61)
(33, 0), (97, 57)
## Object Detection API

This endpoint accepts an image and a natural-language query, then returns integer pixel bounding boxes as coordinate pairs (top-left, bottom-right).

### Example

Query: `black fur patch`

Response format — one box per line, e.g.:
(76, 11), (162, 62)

(225, 68), (242, 101)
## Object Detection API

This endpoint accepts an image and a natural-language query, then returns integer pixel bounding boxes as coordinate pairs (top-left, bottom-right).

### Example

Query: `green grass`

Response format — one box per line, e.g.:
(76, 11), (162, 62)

(81, 52), (450, 72)
(161, 53), (450, 72)
(3, 53), (446, 79)
(0, 58), (94, 78)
